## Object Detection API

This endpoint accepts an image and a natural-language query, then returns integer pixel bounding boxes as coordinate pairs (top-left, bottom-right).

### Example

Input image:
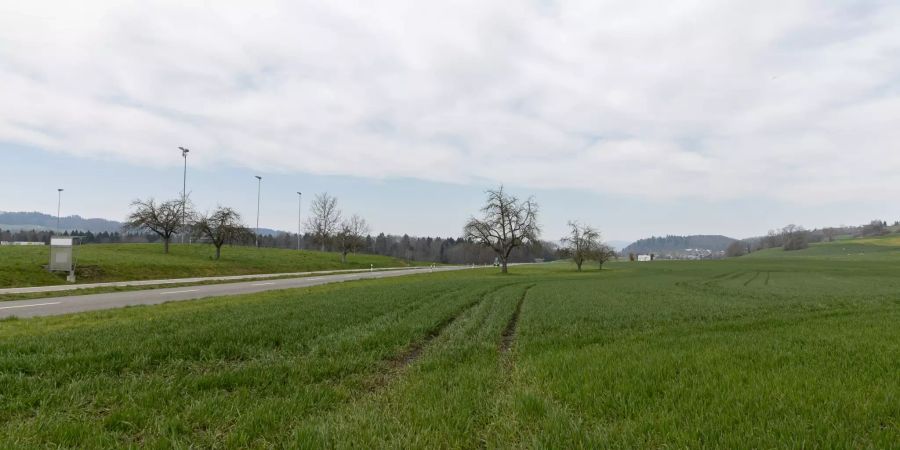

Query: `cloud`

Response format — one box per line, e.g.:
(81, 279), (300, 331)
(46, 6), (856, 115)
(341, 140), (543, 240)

(1, 0), (899, 203)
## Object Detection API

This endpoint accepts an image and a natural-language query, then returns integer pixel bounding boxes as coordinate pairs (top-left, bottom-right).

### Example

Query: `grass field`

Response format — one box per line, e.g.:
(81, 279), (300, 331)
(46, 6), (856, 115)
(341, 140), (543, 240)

(1, 237), (898, 447)
(0, 243), (413, 288)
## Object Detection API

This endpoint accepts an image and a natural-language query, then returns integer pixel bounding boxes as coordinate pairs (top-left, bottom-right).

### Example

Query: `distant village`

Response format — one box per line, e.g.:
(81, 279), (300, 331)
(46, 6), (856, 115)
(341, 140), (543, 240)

(626, 248), (726, 261)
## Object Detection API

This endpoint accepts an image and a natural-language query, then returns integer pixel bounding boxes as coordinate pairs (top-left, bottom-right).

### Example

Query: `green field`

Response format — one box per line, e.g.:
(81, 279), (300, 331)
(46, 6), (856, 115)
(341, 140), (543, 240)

(1, 237), (898, 447)
(0, 243), (413, 288)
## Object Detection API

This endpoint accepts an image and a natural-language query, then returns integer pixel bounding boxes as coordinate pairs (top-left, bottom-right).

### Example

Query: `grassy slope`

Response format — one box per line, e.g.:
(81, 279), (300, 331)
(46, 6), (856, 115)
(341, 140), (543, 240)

(0, 238), (898, 447)
(0, 243), (413, 288)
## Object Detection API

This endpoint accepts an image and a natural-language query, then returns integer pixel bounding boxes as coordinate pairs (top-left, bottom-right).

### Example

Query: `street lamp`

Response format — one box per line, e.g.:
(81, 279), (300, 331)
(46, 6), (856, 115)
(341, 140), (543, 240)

(297, 192), (302, 251)
(255, 175), (262, 247)
(56, 188), (64, 234)
(178, 147), (190, 244)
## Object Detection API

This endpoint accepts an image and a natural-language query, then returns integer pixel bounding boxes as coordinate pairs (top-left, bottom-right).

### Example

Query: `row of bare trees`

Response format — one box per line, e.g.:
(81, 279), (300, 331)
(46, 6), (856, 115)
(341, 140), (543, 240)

(124, 193), (373, 264)
(125, 198), (250, 259)
(125, 185), (615, 272)
(464, 186), (616, 273)
(560, 222), (618, 271)
(303, 193), (370, 263)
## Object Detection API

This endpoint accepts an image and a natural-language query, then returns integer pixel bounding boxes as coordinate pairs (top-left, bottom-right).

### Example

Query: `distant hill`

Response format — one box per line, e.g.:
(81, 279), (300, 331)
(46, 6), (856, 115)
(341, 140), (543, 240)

(0, 211), (285, 236)
(0, 211), (124, 233)
(622, 235), (737, 255)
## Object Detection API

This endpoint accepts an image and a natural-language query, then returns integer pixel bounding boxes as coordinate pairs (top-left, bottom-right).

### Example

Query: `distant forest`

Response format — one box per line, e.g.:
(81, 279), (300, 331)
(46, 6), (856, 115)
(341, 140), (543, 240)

(622, 235), (737, 255)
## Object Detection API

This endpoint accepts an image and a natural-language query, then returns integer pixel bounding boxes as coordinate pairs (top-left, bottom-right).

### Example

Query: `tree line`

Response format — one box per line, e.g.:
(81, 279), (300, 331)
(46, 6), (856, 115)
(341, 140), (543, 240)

(121, 190), (561, 267)
(0, 229), (156, 244)
(725, 219), (900, 257)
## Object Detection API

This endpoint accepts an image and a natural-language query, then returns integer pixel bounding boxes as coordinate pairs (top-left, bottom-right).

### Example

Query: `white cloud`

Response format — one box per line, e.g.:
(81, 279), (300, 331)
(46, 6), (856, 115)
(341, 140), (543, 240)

(1, 0), (899, 203)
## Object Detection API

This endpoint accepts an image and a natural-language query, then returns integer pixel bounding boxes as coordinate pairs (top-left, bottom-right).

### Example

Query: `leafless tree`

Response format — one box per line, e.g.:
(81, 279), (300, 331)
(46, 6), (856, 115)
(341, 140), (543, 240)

(781, 224), (809, 251)
(560, 221), (601, 271)
(337, 214), (370, 264)
(560, 221), (618, 271)
(194, 206), (253, 260)
(595, 244), (618, 270)
(124, 198), (188, 254)
(725, 240), (748, 257)
(463, 186), (540, 273)
(305, 192), (342, 252)
(822, 227), (838, 242)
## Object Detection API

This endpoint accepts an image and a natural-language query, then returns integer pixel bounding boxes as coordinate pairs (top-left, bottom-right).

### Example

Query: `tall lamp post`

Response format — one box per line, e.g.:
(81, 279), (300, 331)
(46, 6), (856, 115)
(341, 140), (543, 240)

(296, 191), (302, 250)
(178, 147), (190, 244)
(255, 175), (262, 247)
(56, 188), (64, 234)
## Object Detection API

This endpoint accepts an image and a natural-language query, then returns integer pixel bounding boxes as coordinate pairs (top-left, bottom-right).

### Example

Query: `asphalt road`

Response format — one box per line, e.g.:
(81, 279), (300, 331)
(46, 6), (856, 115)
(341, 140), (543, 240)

(0, 266), (467, 319)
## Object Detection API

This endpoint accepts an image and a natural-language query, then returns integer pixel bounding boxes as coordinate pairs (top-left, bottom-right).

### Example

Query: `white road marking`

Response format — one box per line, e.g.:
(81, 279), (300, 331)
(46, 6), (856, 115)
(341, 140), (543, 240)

(251, 282), (275, 286)
(159, 289), (200, 295)
(0, 301), (62, 310)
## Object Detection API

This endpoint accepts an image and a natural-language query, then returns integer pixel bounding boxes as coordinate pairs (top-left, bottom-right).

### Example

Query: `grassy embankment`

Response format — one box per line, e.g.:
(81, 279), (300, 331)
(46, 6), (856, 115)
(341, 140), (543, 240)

(1, 236), (898, 447)
(0, 243), (414, 288)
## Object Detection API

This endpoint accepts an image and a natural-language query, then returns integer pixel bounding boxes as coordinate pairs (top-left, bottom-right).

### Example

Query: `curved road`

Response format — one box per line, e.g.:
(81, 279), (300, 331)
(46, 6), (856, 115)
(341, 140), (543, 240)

(0, 266), (467, 319)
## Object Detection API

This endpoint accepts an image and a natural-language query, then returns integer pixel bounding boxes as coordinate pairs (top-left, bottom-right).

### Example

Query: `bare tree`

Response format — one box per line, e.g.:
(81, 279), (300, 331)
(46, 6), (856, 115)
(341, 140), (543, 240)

(124, 198), (187, 254)
(725, 240), (748, 257)
(560, 221), (601, 271)
(822, 227), (838, 242)
(463, 186), (540, 273)
(305, 193), (342, 252)
(560, 221), (618, 271)
(595, 244), (618, 270)
(781, 224), (809, 251)
(194, 206), (253, 260)
(337, 214), (370, 264)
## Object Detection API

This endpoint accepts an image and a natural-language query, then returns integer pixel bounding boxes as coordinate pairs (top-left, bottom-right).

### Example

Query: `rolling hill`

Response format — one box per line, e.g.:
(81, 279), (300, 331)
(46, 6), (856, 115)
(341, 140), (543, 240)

(622, 234), (737, 256)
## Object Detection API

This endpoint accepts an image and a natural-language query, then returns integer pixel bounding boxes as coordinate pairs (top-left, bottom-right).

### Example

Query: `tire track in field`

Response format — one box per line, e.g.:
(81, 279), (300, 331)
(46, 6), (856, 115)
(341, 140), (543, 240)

(500, 284), (535, 356)
(367, 283), (516, 390)
(743, 271), (761, 286)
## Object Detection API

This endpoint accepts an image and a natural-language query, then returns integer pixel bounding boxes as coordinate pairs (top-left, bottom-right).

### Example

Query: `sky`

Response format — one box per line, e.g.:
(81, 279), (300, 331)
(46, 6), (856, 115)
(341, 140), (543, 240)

(1, 0), (898, 243)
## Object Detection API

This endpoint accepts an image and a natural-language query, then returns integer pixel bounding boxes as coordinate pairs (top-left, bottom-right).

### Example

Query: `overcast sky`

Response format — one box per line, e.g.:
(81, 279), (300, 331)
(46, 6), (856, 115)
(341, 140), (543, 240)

(1, 1), (898, 242)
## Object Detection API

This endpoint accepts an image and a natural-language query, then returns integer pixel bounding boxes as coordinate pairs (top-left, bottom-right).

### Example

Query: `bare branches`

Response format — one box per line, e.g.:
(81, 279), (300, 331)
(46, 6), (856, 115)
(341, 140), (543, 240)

(337, 214), (370, 263)
(194, 206), (252, 259)
(305, 193), (342, 252)
(560, 221), (617, 271)
(124, 198), (188, 253)
(464, 186), (540, 273)
(560, 221), (599, 271)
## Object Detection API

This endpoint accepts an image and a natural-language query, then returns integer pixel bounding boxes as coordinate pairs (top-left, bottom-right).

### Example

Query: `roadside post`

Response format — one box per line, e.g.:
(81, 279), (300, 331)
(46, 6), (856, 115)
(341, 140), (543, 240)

(370, 264), (373, 272)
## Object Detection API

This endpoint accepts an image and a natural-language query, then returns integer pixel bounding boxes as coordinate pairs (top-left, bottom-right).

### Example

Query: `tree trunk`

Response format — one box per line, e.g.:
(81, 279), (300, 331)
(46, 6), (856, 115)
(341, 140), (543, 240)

(215, 245), (222, 260)
(321, 243), (326, 252)
(341, 251), (347, 264)
(163, 238), (170, 254)
(501, 261), (508, 273)
(576, 261), (582, 271)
